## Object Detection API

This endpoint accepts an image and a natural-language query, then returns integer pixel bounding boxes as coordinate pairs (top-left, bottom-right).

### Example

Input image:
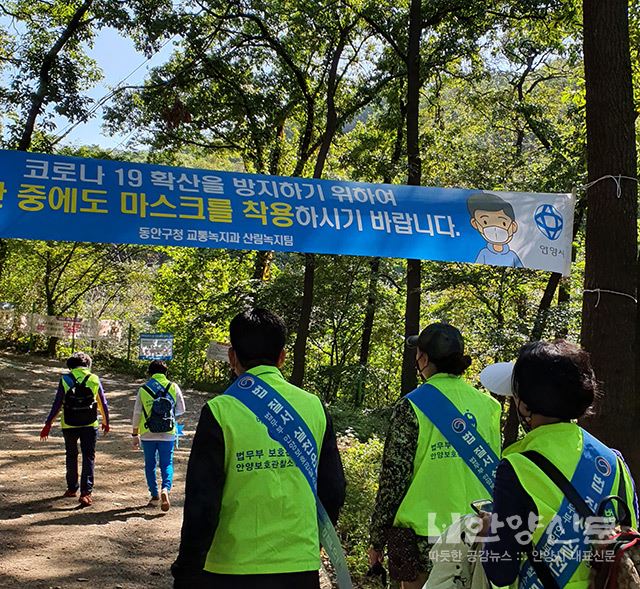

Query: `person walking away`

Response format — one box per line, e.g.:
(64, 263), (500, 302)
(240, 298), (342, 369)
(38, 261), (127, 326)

(39, 352), (109, 507)
(171, 308), (346, 589)
(369, 323), (502, 589)
(479, 340), (639, 589)
(132, 359), (185, 511)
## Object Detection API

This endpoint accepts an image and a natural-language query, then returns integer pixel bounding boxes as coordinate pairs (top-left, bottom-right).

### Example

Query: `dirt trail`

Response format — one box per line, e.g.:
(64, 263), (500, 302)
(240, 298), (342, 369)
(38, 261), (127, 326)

(0, 352), (211, 589)
(0, 353), (334, 589)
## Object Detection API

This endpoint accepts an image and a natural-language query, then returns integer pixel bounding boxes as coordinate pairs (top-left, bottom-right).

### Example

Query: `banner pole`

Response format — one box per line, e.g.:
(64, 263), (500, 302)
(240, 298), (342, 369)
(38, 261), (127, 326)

(127, 323), (132, 362)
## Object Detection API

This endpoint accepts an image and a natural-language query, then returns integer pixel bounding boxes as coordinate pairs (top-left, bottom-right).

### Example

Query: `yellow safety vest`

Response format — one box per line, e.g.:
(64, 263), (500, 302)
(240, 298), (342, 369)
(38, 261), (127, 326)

(205, 365), (326, 574)
(393, 373), (502, 538)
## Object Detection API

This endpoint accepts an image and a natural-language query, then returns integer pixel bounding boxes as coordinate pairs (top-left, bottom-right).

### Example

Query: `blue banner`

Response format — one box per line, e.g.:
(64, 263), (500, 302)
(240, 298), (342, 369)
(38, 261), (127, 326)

(0, 150), (574, 274)
(407, 384), (499, 494)
(520, 430), (618, 589)
(225, 373), (353, 589)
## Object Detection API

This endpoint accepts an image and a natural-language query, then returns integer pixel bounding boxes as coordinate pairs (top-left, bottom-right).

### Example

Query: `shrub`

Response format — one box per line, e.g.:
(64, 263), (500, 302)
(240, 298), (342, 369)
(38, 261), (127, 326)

(338, 433), (384, 578)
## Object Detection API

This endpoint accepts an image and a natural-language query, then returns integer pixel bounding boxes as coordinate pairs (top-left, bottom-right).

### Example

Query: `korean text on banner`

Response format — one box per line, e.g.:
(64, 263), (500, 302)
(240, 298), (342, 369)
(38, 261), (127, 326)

(0, 150), (574, 275)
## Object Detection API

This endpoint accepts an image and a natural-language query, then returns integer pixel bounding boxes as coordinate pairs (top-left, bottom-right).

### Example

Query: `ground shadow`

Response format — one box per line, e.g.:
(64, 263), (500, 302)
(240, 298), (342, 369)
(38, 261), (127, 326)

(31, 505), (167, 526)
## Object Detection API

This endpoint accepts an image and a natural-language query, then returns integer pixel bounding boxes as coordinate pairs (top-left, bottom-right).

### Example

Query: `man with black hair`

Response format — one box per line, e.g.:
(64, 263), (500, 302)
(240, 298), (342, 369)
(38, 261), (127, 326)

(132, 360), (185, 511)
(467, 192), (523, 268)
(40, 352), (109, 507)
(172, 308), (346, 589)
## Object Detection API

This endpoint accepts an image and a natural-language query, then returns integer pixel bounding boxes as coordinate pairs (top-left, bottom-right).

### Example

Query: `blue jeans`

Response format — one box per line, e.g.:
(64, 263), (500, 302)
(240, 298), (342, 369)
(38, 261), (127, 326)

(62, 427), (97, 495)
(141, 440), (174, 497)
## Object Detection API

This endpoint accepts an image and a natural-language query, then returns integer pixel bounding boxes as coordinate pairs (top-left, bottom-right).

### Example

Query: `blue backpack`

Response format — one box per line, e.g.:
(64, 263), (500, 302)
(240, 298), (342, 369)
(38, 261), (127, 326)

(141, 383), (175, 433)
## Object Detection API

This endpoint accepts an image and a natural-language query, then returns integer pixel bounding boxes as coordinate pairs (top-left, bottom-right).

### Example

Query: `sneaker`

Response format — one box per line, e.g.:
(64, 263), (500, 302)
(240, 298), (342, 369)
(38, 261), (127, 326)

(79, 494), (92, 507)
(160, 489), (170, 512)
(63, 489), (77, 498)
(148, 495), (160, 506)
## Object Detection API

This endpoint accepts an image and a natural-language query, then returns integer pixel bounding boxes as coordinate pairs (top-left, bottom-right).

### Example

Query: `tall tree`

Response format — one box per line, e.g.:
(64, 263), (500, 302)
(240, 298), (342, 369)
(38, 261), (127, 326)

(1, 0), (173, 151)
(580, 0), (639, 474)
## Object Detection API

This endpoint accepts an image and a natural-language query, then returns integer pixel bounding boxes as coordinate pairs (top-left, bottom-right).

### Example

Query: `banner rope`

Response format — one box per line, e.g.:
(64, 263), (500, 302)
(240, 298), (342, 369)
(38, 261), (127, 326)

(576, 174), (638, 198)
(583, 289), (637, 307)
(575, 175), (639, 307)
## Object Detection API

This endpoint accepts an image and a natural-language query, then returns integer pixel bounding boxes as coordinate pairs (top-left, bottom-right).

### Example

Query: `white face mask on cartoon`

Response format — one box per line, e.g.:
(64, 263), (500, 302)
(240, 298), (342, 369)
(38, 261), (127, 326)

(482, 225), (510, 244)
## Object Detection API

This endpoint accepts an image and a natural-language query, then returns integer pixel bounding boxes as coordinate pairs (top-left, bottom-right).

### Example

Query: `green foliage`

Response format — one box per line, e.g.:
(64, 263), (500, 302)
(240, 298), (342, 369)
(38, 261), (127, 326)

(338, 434), (384, 577)
(151, 246), (256, 383)
(332, 402), (392, 441)
(0, 0), (174, 149)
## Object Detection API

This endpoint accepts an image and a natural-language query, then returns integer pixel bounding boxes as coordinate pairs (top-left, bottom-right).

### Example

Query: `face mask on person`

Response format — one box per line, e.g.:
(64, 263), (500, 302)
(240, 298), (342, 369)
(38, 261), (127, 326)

(482, 225), (510, 244)
(515, 396), (533, 434)
(415, 353), (427, 382)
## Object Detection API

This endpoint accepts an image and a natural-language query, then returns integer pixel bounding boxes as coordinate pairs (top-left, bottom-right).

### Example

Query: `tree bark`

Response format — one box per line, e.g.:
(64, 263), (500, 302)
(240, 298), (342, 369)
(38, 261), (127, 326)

(291, 253), (315, 385)
(580, 0), (639, 476)
(291, 31), (348, 386)
(252, 251), (274, 281)
(359, 257), (381, 368)
(530, 273), (562, 341)
(401, 0), (423, 395)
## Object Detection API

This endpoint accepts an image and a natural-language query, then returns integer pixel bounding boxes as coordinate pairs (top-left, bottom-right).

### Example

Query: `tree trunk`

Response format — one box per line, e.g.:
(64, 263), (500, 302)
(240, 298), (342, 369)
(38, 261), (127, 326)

(401, 0), (423, 395)
(252, 251), (274, 281)
(47, 336), (59, 357)
(0, 239), (9, 284)
(580, 0), (639, 476)
(290, 33), (348, 386)
(291, 253), (315, 386)
(502, 400), (520, 450)
(358, 94), (405, 374)
(359, 257), (381, 367)
(555, 277), (571, 339)
(530, 272), (562, 341)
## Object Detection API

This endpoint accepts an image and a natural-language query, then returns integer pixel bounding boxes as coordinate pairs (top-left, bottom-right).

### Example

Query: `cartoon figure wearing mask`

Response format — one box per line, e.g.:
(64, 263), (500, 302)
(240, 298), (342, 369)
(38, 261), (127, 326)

(467, 192), (523, 268)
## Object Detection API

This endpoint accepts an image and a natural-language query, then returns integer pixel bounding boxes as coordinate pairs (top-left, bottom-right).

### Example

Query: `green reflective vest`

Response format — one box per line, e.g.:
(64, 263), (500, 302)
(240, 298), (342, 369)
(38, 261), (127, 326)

(393, 373), (502, 538)
(137, 373), (177, 435)
(205, 365), (327, 574)
(504, 422), (638, 589)
(60, 367), (100, 429)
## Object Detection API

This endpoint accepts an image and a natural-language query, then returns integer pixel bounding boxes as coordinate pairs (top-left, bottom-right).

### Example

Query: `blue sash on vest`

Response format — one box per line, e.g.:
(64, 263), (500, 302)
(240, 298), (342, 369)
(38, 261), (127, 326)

(224, 373), (353, 589)
(145, 377), (168, 396)
(519, 429), (618, 589)
(407, 383), (500, 494)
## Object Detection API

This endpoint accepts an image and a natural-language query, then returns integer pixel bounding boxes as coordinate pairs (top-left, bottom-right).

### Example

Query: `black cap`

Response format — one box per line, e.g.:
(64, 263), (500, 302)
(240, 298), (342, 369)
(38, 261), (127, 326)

(406, 323), (464, 360)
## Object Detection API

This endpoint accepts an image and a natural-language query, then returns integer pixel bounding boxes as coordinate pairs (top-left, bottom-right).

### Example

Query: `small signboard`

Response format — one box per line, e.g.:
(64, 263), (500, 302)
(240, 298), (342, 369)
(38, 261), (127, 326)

(207, 341), (230, 362)
(139, 333), (174, 360)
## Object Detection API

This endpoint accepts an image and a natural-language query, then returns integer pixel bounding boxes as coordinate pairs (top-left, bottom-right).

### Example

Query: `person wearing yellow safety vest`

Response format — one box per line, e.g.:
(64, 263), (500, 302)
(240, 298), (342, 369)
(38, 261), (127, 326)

(479, 340), (639, 588)
(39, 352), (109, 507)
(171, 308), (346, 589)
(131, 360), (185, 511)
(369, 323), (502, 589)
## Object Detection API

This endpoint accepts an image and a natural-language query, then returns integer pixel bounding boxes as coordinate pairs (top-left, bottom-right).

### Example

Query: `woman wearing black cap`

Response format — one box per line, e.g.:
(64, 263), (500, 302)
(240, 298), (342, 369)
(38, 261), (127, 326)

(368, 323), (502, 589)
(480, 340), (638, 589)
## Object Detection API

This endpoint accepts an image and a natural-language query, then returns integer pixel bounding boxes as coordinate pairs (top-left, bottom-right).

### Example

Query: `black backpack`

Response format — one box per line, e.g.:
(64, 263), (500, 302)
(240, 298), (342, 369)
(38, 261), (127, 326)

(63, 373), (98, 426)
(142, 383), (175, 433)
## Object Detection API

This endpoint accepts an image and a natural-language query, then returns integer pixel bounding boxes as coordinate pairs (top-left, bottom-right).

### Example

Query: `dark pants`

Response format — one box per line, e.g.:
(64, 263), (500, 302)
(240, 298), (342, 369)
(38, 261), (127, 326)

(200, 571), (321, 589)
(62, 427), (97, 495)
